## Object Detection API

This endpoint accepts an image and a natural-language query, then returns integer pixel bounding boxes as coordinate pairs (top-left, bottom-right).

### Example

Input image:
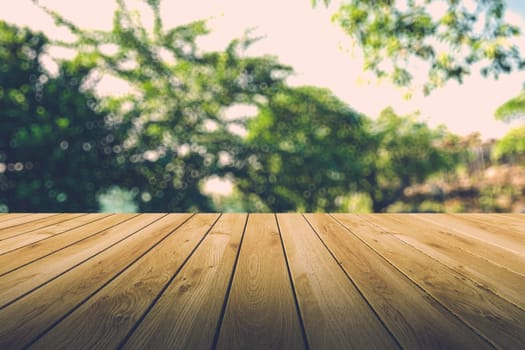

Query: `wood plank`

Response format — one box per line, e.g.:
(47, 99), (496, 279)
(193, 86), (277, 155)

(333, 214), (525, 349)
(492, 214), (525, 233)
(418, 214), (525, 256)
(0, 214), (136, 276)
(121, 214), (245, 349)
(278, 214), (400, 349)
(306, 214), (492, 349)
(414, 214), (525, 276)
(0, 214), (83, 241)
(0, 213), (194, 349)
(216, 214), (306, 350)
(0, 214), (103, 255)
(0, 214), (32, 223)
(454, 213), (525, 238)
(0, 213), (57, 234)
(369, 214), (525, 309)
(0, 214), (161, 308)
(496, 213), (525, 224)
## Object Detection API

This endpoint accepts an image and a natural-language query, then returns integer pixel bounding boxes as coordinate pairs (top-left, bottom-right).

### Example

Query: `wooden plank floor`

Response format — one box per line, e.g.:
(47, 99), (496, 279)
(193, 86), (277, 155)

(0, 213), (523, 349)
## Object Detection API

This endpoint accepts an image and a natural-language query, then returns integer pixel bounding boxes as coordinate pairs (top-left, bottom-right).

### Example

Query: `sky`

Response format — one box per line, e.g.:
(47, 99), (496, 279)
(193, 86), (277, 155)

(2, 0), (525, 140)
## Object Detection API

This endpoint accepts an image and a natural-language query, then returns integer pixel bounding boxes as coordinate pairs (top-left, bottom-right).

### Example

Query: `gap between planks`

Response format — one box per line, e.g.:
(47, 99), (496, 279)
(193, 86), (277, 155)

(1, 214), (523, 350)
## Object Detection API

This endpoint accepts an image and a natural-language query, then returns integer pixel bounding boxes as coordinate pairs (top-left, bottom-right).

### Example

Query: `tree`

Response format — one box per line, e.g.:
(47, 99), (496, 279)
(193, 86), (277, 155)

(492, 125), (525, 163)
(28, 0), (467, 213)
(0, 21), (119, 212)
(313, 0), (525, 95)
(238, 86), (369, 212)
(495, 88), (525, 121)
(492, 82), (525, 164)
(35, 0), (293, 211)
(361, 107), (462, 212)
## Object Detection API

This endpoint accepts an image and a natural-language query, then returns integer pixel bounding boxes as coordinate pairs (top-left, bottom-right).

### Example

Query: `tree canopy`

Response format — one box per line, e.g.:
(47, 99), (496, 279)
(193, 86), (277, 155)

(0, 21), (119, 212)
(33, 0), (293, 211)
(359, 107), (462, 212)
(492, 125), (525, 162)
(1, 0), (469, 212)
(238, 86), (368, 212)
(495, 89), (525, 121)
(314, 0), (525, 95)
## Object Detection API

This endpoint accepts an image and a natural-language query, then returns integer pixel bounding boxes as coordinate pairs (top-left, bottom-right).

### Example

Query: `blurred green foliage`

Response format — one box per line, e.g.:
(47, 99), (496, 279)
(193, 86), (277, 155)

(313, 0), (525, 95)
(0, 21), (120, 212)
(495, 89), (525, 121)
(492, 126), (525, 162)
(359, 107), (463, 212)
(239, 86), (368, 212)
(0, 1), (475, 212)
(33, 0), (292, 212)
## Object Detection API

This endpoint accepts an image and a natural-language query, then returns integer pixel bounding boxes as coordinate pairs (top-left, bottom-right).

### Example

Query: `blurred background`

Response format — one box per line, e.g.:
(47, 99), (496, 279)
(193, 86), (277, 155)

(1, 0), (525, 213)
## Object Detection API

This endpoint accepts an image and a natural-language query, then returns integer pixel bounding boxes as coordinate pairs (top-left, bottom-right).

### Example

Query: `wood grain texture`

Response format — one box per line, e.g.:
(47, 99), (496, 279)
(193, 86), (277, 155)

(278, 214), (400, 350)
(0, 214), (134, 276)
(308, 214), (492, 350)
(0, 214), (184, 349)
(337, 214), (525, 349)
(123, 213), (245, 350)
(0, 213), (58, 237)
(415, 214), (525, 276)
(27, 213), (204, 350)
(452, 213), (525, 241)
(368, 214), (525, 309)
(0, 214), (31, 222)
(0, 214), (107, 255)
(0, 214), (156, 308)
(0, 214), (54, 228)
(0, 213), (523, 349)
(216, 214), (306, 350)
(0, 214), (86, 241)
(496, 213), (525, 224)
(418, 214), (525, 256)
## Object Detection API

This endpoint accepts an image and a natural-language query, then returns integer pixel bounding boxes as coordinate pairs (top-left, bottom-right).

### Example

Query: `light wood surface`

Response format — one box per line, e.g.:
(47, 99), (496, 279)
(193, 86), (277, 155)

(0, 213), (522, 349)
(343, 214), (525, 349)
(496, 213), (525, 224)
(123, 213), (245, 350)
(0, 213), (107, 255)
(309, 214), (492, 349)
(0, 214), (157, 309)
(29, 213), (200, 350)
(0, 214), (136, 276)
(416, 214), (525, 276)
(0, 213), (31, 223)
(418, 213), (525, 256)
(0, 213), (58, 238)
(367, 214), (525, 309)
(278, 213), (399, 349)
(216, 214), (306, 350)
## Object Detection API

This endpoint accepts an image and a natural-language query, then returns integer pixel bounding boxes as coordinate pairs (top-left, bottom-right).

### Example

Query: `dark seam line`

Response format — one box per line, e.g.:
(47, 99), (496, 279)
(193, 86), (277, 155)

(333, 213), (497, 350)
(0, 213), (32, 223)
(386, 214), (525, 311)
(22, 213), (195, 349)
(0, 213), (62, 231)
(0, 213), (114, 257)
(211, 213), (250, 350)
(0, 213), (138, 278)
(415, 214), (525, 279)
(0, 213), (167, 311)
(304, 213), (404, 350)
(116, 213), (223, 350)
(353, 213), (500, 349)
(0, 213), (81, 241)
(276, 213), (311, 350)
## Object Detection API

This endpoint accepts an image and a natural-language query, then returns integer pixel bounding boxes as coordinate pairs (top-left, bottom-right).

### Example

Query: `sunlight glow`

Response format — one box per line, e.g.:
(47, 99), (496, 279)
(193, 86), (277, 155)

(2, 0), (524, 143)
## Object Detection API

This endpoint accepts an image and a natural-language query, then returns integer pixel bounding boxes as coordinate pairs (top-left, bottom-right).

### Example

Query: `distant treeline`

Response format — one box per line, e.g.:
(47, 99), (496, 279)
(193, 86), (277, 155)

(2, 0), (523, 213)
